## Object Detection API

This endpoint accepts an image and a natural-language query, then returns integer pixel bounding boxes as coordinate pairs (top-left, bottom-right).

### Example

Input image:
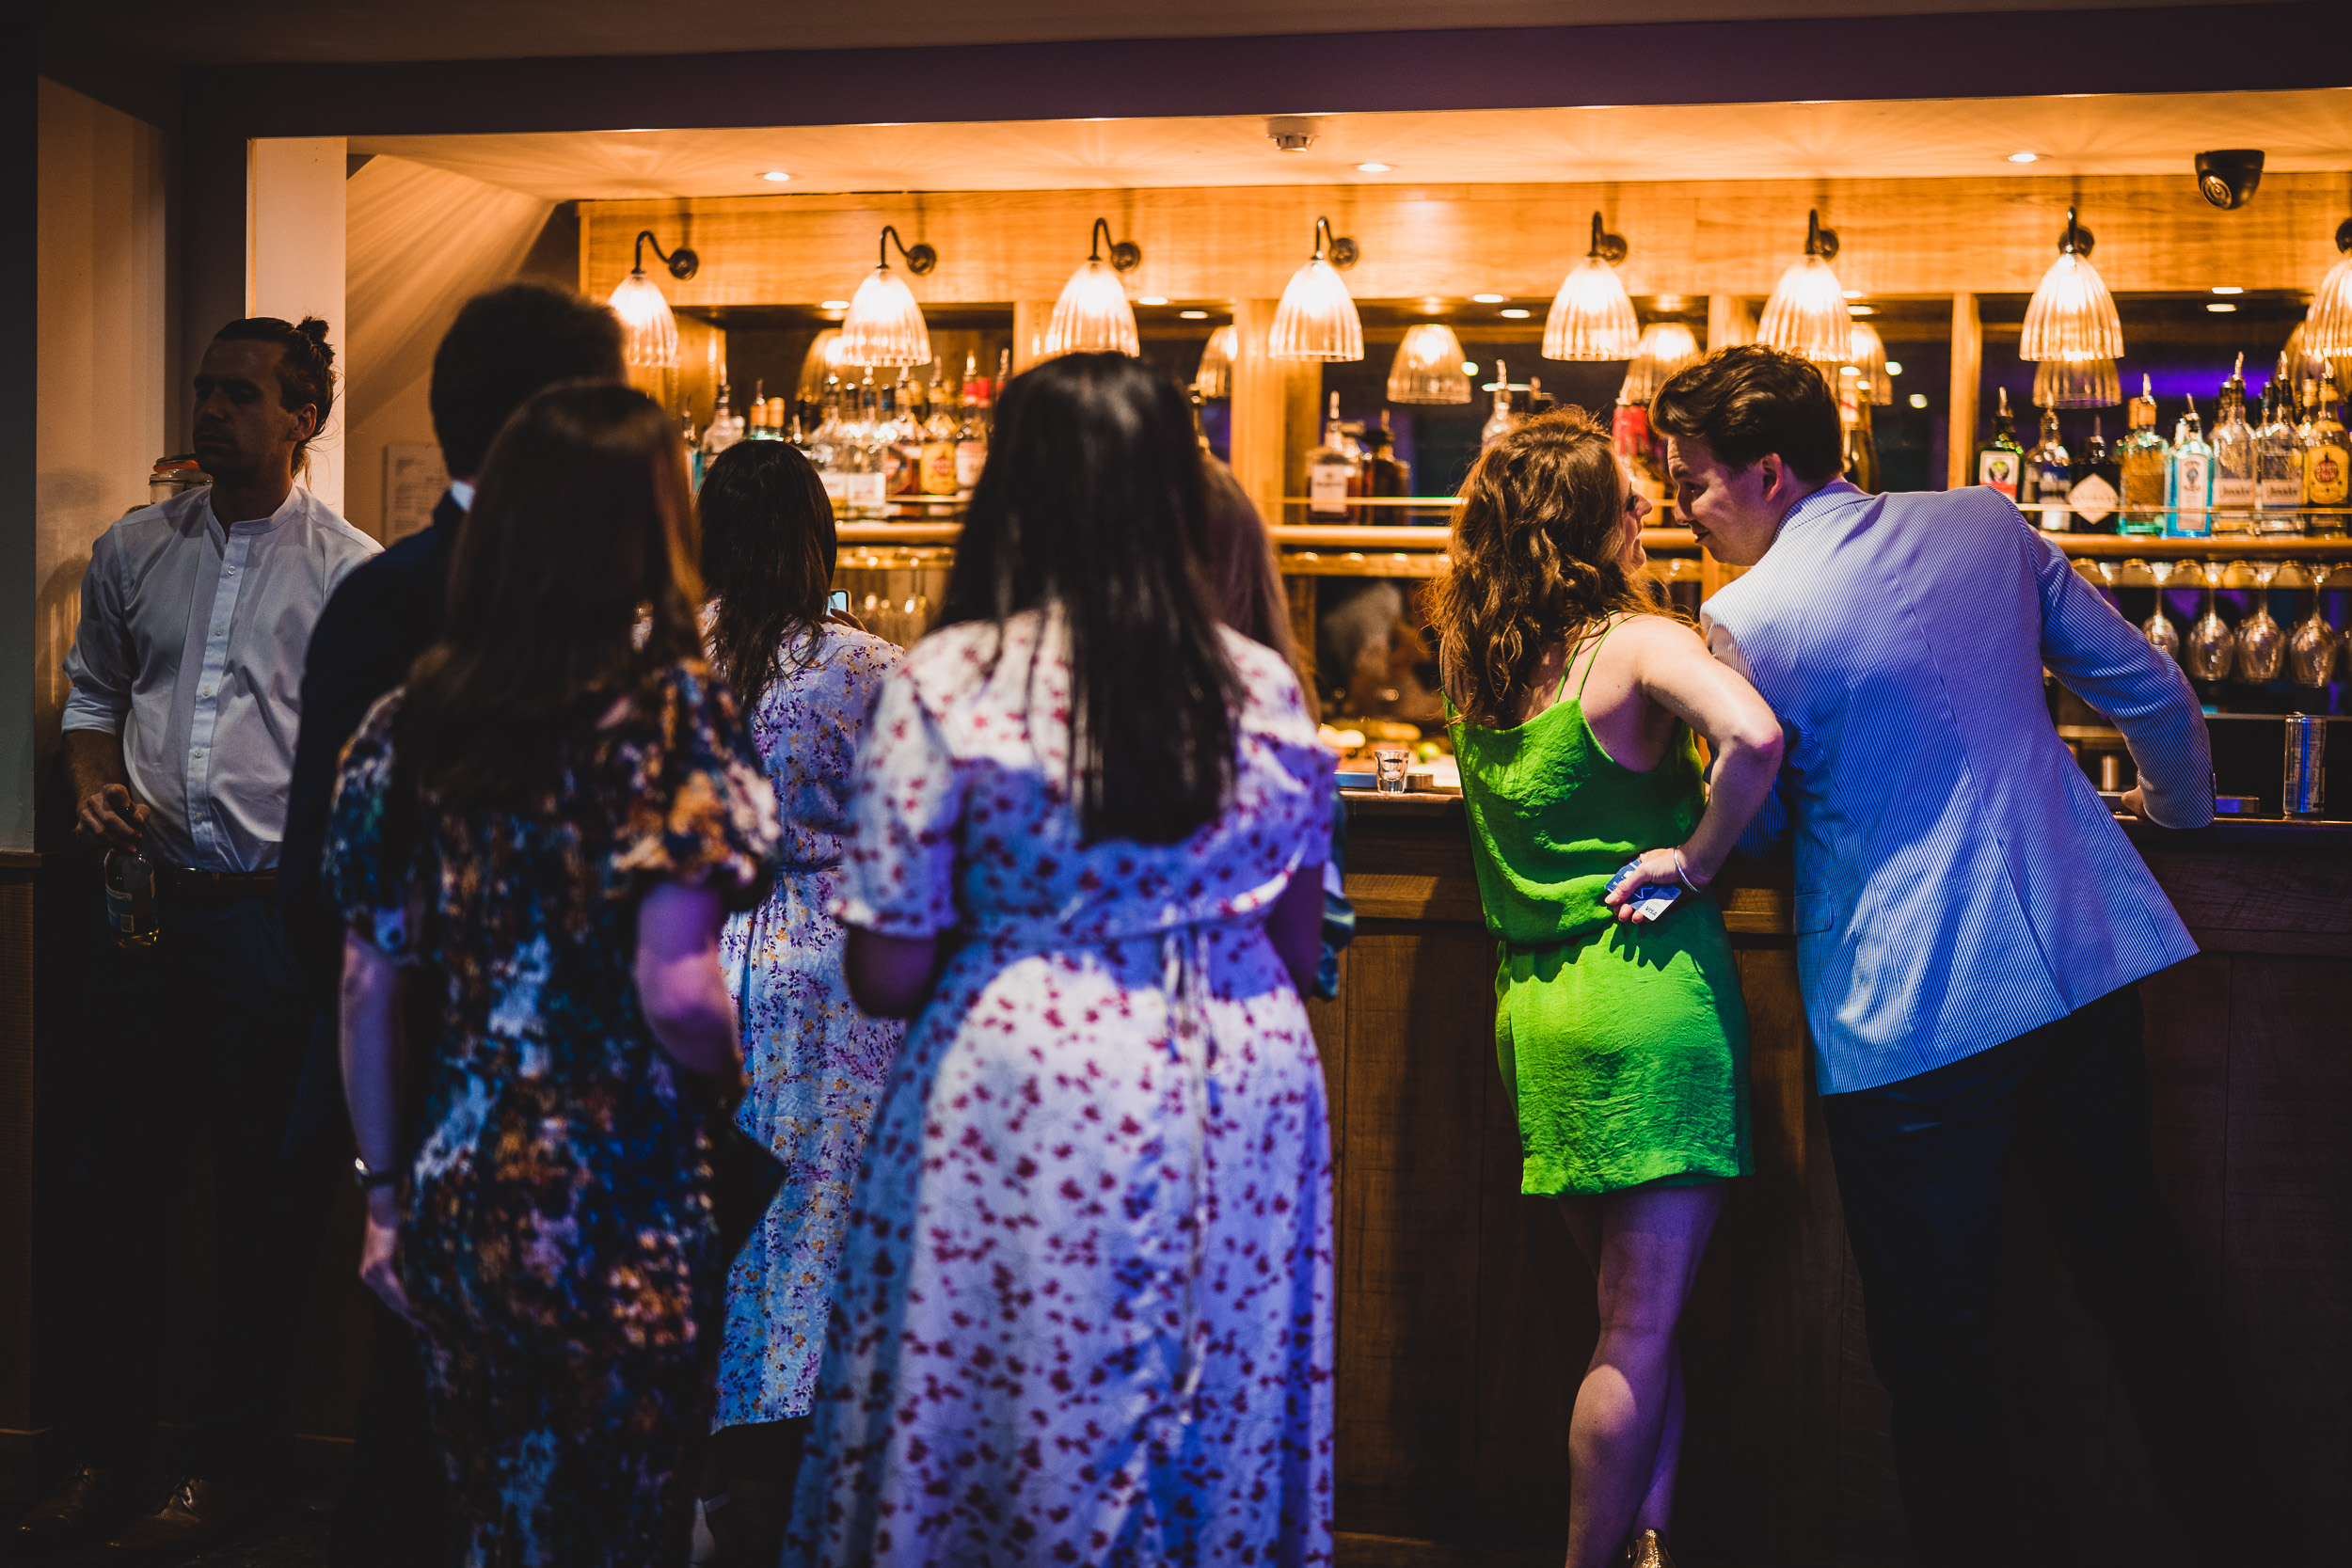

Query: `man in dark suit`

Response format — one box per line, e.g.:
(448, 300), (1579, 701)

(277, 282), (624, 1566)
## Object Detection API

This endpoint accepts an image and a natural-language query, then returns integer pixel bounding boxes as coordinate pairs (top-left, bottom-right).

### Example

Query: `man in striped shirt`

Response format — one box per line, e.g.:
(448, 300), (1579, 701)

(1653, 345), (2273, 1565)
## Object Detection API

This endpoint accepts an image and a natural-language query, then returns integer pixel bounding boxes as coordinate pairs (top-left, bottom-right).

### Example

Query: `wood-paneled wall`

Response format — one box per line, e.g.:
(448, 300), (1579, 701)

(1321, 808), (2349, 1566)
(580, 171), (2352, 309)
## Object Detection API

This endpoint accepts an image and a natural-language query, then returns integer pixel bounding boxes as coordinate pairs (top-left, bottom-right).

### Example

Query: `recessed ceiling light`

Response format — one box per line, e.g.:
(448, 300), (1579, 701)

(1909, 392), (1931, 408)
(762, 169), (791, 182)
(1849, 304), (1875, 316)
(1884, 360), (1903, 376)
(1499, 308), (1532, 318)
(1179, 309), (1210, 319)
(1470, 293), (1506, 304)
(819, 299), (850, 309)
(2207, 301), (2238, 312)
(2009, 150), (2039, 163)
(1137, 295), (1169, 306)
(1356, 161), (1393, 173)
(2210, 285), (2244, 294)
(1842, 289), (1864, 299)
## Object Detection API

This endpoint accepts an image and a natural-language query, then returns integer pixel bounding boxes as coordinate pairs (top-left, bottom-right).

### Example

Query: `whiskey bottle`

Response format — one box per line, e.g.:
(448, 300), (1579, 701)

(1358, 411), (1411, 522)
(2025, 404), (2072, 531)
(1974, 388), (2026, 502)
(2306, 368), (2350, 530)
(2065, 416), (2120, 533)
(2166, 394), (2213, 539)
(2256, 380), (2304, 534)
(1307, 392), (1359, 519)
(2210, 355), (2257, 534)
(2116, 376), (2167, 536)
(919, 357), (959, 499)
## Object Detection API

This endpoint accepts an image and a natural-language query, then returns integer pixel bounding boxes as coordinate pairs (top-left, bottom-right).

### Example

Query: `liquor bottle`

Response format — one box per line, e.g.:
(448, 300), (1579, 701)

(889, 372), (924, 501)
(766, 397), (789, 441)
(2211, 355), (2257, 534)
(1357, 411), (1411, 521)
(954, 353), (988, 498)
(1306, 392), (1359, 519)
(702, 382), (740, 459)
(103, 843), (158, 948)
(746, 380), (771, 441)
(919, 358), (960, 499)
(809, 377), (849, 511)
(1481, 358), (1517, 450)
(2025, 404), (2072, 531)
(2117, 376), (2168, 536)
(1974, 388), (2026, 502)
(2256, 379), (2303, 534)
(2166, 394), (2213, 538)
(2307, 368), (2350, 529)
(845, 370), (887, 518)
(2065, 416), (2120, 533)
(1842, 381), (1882, 495)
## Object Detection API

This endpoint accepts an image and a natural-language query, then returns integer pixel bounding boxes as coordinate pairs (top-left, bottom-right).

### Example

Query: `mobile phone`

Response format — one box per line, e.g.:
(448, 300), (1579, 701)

(829, 590), (849, 613)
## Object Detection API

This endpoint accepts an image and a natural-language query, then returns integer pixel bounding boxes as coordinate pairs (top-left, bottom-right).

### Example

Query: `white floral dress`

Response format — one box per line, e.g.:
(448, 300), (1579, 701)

(785, 611), (1338, 1567)
(715, 622), (907, 1429)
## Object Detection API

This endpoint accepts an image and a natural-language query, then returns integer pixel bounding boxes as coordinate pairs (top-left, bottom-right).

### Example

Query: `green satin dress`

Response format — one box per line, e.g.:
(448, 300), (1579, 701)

(1450, 617), (1753, 1197)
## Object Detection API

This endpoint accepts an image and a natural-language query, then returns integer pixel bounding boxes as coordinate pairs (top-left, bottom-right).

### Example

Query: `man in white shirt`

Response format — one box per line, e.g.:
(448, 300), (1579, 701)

(21, 317), (377, 1559)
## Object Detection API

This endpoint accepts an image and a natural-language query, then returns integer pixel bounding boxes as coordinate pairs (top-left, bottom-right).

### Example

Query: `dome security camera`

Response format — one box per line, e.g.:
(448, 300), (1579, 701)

(2195, 150), (2265, 210)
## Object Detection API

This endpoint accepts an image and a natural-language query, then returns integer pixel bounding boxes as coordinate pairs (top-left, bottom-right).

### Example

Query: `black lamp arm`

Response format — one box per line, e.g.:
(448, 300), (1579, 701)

(879, 224), (939, 277)
(631, 230), (700, 281)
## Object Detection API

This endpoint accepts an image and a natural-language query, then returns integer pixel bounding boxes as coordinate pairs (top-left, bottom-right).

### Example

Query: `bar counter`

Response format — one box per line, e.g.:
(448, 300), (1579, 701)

(1317, 793), (2349, 1565)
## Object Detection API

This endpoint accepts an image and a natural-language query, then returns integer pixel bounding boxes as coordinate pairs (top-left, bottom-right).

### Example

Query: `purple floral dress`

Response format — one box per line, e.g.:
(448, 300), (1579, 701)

(784, 611), (1339, 1568)
(715, 623), (906, 1429)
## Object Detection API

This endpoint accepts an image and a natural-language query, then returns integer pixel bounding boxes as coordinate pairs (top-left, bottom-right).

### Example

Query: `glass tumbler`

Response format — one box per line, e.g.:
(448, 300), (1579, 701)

(1373, 748), (1410, 794)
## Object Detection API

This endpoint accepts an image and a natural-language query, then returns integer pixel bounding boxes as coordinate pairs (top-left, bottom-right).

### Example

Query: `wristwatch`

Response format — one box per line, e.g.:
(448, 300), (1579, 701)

(353, 1155), (401, 1191)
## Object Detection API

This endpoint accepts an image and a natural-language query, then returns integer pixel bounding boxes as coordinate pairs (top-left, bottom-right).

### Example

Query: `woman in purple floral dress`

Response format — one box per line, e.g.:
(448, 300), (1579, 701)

(784, 355), (1337, 1567)
(694, 441), (903, 1563)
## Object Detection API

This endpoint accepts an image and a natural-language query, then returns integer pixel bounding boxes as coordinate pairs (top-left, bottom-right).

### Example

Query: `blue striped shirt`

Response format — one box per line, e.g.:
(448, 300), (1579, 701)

(1704, 482), (2208, 1094)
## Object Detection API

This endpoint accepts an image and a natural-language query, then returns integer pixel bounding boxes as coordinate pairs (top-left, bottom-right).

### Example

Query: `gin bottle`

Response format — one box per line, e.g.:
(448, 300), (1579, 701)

(2166, 395), (2213, 539)
(2116, 375), (2167, 536)
(2210, 355), (2257, 534)
(2256, 380), (2304, 534)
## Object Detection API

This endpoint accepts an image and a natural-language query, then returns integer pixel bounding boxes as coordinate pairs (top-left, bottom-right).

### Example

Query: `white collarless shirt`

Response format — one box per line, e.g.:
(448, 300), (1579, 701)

(62, 483), (379, 871)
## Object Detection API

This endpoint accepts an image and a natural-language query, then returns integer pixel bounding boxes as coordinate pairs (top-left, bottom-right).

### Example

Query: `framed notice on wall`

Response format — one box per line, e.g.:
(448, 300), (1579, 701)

(383, 443), (449, 543)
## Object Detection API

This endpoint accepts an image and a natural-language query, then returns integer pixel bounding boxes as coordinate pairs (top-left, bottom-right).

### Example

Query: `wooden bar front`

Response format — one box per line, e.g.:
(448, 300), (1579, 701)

(1313, 797), (2350, 1567)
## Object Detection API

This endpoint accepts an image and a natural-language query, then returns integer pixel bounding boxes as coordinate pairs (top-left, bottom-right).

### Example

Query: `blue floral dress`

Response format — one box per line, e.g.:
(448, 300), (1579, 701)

(783, 612), (1339, 1568)
(715, 623), (906, 1429)
(323, 659), (779, 1568)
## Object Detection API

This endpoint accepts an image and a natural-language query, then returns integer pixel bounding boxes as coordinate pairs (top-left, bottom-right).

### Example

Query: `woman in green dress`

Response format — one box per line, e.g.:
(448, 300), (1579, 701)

(1428, 409), (1785, 1568)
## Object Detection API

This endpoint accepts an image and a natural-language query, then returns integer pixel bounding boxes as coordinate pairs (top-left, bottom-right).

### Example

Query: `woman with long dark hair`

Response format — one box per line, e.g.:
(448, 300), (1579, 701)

(325, 383), (779, 1566)
(694, 440), (903, 1564)
(1426, 409), (1783, 1568)
(784, 354), (1336, 1567)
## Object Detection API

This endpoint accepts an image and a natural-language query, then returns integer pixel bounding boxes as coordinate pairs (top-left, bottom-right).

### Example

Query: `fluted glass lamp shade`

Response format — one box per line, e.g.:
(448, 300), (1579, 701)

(1045, 219), (1142, 357)
(2033, 356), (2122, 409)
(2303, 220), (2352, 357)
(2020, 207), (2123, 363)
(1618, 322), (1703, 404)
(838, 225), (938, 368)
(610, 269), (678, 371)
(796, 329), (850, 401)
(1846, 323), (1893, 404)
(2283, 322), (2351, 392)
(1757, 210), (1851, 362)
(1387, 324), (1472, 404)
(1193, 325), (1238, 400)
(1543, 213), (1641, 361)
(1270, 216), (1364, 361)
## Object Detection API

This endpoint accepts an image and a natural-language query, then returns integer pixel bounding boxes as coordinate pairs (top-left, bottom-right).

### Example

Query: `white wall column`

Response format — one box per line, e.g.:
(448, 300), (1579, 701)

(247, 136), (348, 515)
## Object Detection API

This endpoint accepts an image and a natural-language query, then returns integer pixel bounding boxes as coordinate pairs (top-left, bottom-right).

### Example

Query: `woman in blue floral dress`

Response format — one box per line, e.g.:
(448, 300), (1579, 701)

(785, 355), (1337, 1568)
(694, 441), (904, 1562)
(326, 385), (779, 1568)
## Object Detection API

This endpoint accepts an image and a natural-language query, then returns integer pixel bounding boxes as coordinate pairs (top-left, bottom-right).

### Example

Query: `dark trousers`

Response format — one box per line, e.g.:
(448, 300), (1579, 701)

(59, 886), (328, 1486)
(1821, 984), (2275, 1566)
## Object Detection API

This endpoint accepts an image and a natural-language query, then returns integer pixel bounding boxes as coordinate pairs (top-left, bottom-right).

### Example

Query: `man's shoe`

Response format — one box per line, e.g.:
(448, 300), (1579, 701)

(100, 1477), (266, 1560)
(1629, 1528), (1678, 1568)
(11, 1465), (138, 1553)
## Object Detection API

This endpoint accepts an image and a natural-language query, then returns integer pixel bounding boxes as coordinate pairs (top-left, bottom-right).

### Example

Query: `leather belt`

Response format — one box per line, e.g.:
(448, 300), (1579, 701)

(157, 865), (279, 905)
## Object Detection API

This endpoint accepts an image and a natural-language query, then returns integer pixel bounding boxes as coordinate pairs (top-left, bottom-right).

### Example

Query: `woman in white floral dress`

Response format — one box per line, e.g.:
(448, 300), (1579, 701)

(697, 441), (904, 1564)
(785, 355), (1337, 1568)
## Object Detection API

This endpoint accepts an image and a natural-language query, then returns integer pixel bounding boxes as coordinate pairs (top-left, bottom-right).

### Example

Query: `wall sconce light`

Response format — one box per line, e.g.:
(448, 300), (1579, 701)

(1269, 216), (1363, 361)
(1044, 217), (1143, 357)
(1618, 322), (1703, 404)
(838, 225), (938, 368)
(2020, 206), (2123, 363)
(2302, 217), (2352, 358)
(609, 230), (699, 371)
(1193, 325), (1238, 400)
(1757, 210), (1851, 363)
(1542, 213), (1641, 361)
(1386, 324), (1472, 404)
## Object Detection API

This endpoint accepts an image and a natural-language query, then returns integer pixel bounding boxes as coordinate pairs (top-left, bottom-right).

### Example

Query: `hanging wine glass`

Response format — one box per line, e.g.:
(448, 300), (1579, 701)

(2090, 558), (2124, 612)
(2233, 560), (2285, 682)
(2138, 559), (2181, 659)
(2185, 559), (2235, 681)
(2289, 562), (2341, 687)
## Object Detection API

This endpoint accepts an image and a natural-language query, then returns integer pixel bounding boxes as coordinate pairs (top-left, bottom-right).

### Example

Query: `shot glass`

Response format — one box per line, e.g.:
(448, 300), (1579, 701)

(1373, 748), (1410, 794)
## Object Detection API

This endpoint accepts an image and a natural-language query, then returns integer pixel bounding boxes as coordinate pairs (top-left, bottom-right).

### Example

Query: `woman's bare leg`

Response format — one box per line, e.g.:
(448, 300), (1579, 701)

(1558, 1184), (1722, 1568)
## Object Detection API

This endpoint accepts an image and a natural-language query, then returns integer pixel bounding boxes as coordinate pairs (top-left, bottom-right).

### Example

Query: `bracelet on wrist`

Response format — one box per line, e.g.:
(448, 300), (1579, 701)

(1672, 847), (1706, 893)
(352, 1154), (400, 1192)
